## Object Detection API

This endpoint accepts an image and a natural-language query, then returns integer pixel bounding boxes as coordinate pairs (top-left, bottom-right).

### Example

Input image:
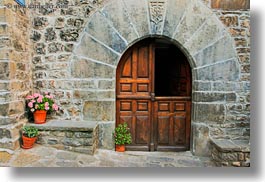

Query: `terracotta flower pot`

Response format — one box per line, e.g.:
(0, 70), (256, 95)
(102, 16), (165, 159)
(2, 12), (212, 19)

(22, 135), (37, 149)
(115, 144), (125, 152)
(33, 110), (47, 124)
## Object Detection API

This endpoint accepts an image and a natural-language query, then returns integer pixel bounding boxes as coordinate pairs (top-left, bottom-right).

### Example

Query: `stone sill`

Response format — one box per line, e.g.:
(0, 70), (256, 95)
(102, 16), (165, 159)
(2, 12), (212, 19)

(27, 120), (98, 132)
(210, 138), (250, 152)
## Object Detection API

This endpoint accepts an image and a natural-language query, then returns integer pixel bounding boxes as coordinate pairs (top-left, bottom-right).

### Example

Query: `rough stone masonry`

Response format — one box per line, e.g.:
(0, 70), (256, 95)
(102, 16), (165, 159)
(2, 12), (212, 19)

(0, 0), (250, 166)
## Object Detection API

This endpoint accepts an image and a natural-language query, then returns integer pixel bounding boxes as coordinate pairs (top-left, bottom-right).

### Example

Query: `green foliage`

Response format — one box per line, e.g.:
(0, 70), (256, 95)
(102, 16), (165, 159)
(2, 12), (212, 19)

(22, 126), (39, 138)
(113, 123), (132, 145)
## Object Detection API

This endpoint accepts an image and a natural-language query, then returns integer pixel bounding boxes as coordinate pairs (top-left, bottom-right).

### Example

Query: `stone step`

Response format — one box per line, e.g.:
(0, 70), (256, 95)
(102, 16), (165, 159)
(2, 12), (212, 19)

(210, 139), (250, 167)
(27, 120), (99, 155)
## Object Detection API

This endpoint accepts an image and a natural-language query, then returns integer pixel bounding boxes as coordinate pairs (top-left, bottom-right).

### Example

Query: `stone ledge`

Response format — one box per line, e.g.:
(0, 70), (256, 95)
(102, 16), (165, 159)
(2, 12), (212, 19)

(28, 120), (98, 132)
(210, 139), (250, 152)
(210, 138), (250, 167)
(27, 120), (99, 155)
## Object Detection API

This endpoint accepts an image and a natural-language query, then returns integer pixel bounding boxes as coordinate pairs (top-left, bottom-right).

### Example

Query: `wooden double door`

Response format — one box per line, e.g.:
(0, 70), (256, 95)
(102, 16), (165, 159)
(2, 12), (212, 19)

(116, 38), (191, 152)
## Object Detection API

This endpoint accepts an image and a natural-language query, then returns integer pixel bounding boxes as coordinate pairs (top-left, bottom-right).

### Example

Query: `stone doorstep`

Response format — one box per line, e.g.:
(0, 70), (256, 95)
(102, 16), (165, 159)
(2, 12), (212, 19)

(210, 138), (250, 153)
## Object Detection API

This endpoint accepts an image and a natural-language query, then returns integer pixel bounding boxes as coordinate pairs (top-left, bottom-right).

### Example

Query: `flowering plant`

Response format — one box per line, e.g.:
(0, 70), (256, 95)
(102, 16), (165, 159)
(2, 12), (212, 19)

(113, 123), (132, 145)
(26, 92), (59, 113)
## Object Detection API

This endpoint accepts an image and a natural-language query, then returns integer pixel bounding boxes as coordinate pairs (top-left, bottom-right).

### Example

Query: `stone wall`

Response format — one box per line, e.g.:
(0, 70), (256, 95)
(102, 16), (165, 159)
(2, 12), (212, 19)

(0, 0), (32, 158)
(0, 0), (250, 158)
(208, 0), (250, 142)
(28, 0), (250, 154)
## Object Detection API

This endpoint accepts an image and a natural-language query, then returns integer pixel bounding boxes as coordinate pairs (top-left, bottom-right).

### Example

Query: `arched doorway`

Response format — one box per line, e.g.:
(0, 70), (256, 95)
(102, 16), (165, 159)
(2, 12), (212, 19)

(116, 38), (191, 152)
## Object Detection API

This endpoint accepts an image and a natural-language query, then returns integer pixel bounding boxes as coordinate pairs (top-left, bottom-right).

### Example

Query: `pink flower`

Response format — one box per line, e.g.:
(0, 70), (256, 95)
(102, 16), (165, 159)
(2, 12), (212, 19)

(28, 102), (33, 108)
(45, 95), (50, 99)
(33, 93), (40, 98)
(37, 97), (43, 103)
(52, 104), (59, 111)
(45, 106), (49, 111)
(45, 102), (49, 107)
(26, 95), (33, 99)
(45, 91), (49, 95)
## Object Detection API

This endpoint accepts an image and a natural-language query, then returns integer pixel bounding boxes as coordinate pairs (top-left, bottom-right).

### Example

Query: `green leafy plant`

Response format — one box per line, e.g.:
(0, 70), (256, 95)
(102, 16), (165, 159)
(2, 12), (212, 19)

(113, 123), (132, 145)
(22, 126), (39, 138)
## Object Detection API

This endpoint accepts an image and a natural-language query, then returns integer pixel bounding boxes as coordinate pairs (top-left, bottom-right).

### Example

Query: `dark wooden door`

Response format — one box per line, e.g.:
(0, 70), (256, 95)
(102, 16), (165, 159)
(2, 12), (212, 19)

(116, 39), (191, 152)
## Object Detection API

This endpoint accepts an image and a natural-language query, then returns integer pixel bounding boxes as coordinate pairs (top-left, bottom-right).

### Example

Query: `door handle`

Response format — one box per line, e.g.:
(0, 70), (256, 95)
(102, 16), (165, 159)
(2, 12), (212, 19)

(151, 93), (155, 102)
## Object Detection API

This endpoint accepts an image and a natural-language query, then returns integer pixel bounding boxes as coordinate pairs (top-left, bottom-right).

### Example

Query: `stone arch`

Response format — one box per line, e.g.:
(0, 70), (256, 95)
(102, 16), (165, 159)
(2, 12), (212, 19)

(72, 0), (240, 155)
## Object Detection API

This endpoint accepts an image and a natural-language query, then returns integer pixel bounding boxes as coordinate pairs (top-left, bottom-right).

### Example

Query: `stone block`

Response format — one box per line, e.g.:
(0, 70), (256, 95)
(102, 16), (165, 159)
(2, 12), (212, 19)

(196, 59), (240, 81)
(164, 0), (191, 38)
(193, 81), (211, 91)
(73, 90), (115, 100)
(149, 0), (167, 34)
(101, 0), (138, 43)
(174, 0), (212, 45)
(193, 92), (225, 102)
(75, 33), (119, 65)
(220, 15), (239, 27)
(83, 101), (115, 121)
(193, 103), (225, 123)
(184, 16), (226, 55)
(85, 12), (127, 53)
(123, 0), (149, 37)
(98, 80), (115, 89)
(71, 58), (115, 79)
(193, 36), (236, 67)
(0, 62), (9, 80)
(211, 0), (250, 10)
(192, 123), (211, 156)
(98, 122), (115, 149)
(60, 29), (79, 42)
(0, 103), (9, 116)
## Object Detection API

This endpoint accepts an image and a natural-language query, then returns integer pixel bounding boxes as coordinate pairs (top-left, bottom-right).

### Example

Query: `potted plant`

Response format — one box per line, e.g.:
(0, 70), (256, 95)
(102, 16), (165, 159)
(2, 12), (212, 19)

(26, 92), (59, 124)
(21, 126), (39, 149)
(113, 122), (132, 152)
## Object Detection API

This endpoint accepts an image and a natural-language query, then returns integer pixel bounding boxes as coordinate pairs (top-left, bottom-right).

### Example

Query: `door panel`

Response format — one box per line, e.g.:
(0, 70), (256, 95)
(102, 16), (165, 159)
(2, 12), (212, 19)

(116, 38), (191, 152)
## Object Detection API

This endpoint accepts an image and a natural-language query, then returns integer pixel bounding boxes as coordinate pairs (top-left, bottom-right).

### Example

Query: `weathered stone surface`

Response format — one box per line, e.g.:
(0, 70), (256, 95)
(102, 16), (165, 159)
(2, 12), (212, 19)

(193, 92), (225, 102)
(185, 16), (226, 55)
(149, 0), (166, 34)
(193, 81), (211, 91)
(71, 58), (115, 79)
(86, 12), (127, 53)
(220, 15), (239, 27)
(123, 0), (149, 37)
(193, 103), (225, 123)
(101, 0), (138, 43)
(83, 101), (115, 121)
(193, 36), (236, 67)
(60, 29), (80, 42)
(174, 0), (212, 44)
(0, 151), (12, 163)
(98, 122), (115, 149)
(73, 90), (115, 100)
(192, 123), (210, 156)
(211, 0), (250, 10)
(98, 80), (115, 89)
(45, 28), (56, 42)
(29, 121), (97, 132)
(33, 17), (48, 29)
(75, 33), (119, 65)
(196, 59), (240, 81)
(164, 0), (190, 37)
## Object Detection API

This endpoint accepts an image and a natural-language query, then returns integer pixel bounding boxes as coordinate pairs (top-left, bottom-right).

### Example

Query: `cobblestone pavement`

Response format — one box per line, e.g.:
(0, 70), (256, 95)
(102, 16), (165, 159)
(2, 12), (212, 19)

(1, 145), (215, 167)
